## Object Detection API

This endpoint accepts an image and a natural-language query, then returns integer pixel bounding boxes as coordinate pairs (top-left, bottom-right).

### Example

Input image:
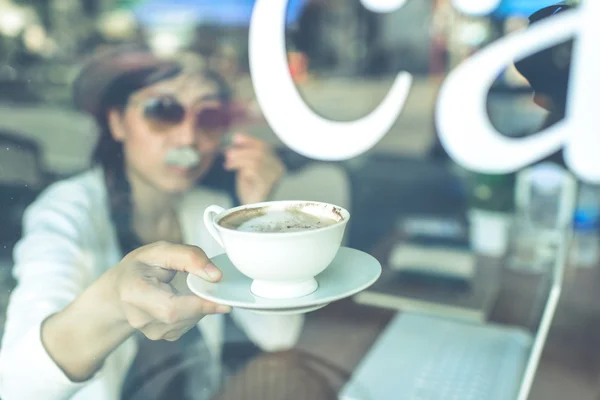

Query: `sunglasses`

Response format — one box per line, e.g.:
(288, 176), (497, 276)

(138, 95), (231, 136)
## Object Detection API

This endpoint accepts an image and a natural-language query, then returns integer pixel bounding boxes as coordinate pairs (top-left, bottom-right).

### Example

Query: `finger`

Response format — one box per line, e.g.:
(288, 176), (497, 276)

(161, 322), (203, 342)
(167, 294), (231, 321)
(225, 156), (262, 172)
(143, 320), (196, 341)
(164, 330), (187, 342)
(136, 242), (222, 282)
(130, 284), (230, 326)
(232, 132), (269, 149)
(140, 322), (188, 341)
(224, 146), (283, 173)
(122, 303), (154, 330)
(237, 168), (267, 184)
(122, 277), (177, 323)
(224, 148), (264, 167)
(142, 266), (177, 284)
(140, 324), (168, 341)
(225, 149), (278, 173)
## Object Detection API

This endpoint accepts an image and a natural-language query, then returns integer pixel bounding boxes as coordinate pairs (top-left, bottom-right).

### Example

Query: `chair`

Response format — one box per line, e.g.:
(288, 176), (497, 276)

(0, 130), (45, 188)
(0, 130), (47, 257)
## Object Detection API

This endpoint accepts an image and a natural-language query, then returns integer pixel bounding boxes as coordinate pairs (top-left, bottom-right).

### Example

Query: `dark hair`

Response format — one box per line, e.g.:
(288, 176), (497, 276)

(92, 66), (232, 255)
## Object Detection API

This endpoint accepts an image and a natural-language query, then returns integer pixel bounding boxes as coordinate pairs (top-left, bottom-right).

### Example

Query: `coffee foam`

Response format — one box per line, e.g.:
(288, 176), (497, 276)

(236, 210), (332, 232)
(219, 203), (343, 233)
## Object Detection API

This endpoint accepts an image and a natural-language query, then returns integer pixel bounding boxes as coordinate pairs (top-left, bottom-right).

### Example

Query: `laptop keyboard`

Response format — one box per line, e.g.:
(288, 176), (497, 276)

(340, 313), (532, 400)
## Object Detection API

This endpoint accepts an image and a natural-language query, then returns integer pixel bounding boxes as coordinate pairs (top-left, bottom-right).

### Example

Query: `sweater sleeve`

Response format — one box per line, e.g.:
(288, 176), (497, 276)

(0, 183), (99, 400)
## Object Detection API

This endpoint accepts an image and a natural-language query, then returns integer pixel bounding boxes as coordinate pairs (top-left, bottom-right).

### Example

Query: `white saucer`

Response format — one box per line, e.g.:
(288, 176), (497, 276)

(187, 247), (381, 313)
(245, 303), (329, 315)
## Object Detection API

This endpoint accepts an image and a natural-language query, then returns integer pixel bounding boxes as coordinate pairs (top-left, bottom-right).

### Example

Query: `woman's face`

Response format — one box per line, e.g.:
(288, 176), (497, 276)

(108, 73), (228, 194)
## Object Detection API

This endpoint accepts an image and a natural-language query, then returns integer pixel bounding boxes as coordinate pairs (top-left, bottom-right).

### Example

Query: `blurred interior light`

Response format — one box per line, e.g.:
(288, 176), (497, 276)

(458, 21), (490, 46)
(23, 24), (46, 53)
(0, 7), (26, 37)
(452, 0), (502, 16)
(98, 10), (137, 40)
(360, 0), (408, 13)
(148, 31), (182, 57)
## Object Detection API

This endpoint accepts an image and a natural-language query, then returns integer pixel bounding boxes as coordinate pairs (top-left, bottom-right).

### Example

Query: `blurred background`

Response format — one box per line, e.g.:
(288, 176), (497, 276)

(0, 0), (552, 248)
(1, 0), (599, 399)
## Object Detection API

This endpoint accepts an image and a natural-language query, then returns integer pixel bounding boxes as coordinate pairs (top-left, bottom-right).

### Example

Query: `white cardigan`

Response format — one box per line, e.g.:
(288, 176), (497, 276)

(0, 168), (304, 400)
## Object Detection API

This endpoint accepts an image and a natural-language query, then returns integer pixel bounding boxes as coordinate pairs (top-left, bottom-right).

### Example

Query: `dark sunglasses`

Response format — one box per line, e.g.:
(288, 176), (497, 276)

(140, 95), (231, 134)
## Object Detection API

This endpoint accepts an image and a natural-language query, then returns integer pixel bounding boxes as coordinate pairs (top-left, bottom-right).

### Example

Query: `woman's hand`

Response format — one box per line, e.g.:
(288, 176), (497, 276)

(224, 133), (286, 205)
(110, 241), (231, 342)
(41, 242), (230, 382)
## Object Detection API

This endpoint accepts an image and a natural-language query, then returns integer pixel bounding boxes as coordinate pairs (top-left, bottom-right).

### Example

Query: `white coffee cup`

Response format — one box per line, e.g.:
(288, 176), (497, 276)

(203, 200), (350, 299)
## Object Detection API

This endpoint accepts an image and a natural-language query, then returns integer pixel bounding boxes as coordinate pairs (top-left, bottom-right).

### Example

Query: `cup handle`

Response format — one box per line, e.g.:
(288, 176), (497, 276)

(204, 205), (226, 248)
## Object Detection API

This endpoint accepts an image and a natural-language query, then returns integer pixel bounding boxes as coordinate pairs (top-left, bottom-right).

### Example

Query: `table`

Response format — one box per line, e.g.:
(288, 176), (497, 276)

(293, 236), (600, 399)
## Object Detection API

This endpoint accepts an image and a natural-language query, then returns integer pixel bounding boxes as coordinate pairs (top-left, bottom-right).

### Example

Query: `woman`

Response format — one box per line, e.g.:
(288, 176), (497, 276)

(0, 45), (304, 399)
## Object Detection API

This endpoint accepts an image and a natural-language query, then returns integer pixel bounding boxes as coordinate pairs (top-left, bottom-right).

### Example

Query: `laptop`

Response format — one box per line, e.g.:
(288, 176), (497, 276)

(339, 232), (567, 400)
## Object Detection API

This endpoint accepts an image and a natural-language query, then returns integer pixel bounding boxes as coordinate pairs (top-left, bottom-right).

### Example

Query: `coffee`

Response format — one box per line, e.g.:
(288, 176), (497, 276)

(203, 201), (350, 298)
(219, 206), (340, 233)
